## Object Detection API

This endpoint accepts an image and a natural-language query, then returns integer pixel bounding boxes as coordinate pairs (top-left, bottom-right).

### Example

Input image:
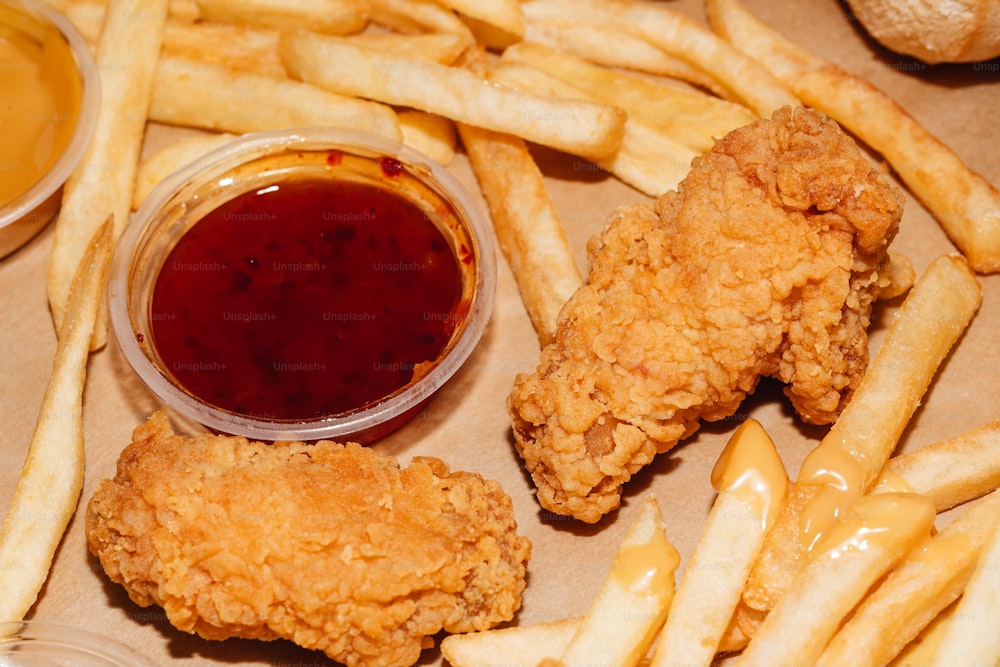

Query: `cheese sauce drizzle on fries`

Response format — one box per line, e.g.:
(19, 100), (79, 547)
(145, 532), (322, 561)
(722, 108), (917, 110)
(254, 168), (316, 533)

(816, 489), (1000, 666)
(651, 419), (788, 667)
(709, 419), (789, 531)
(559, 496), (679, 667)
(737, 493), (936, 667)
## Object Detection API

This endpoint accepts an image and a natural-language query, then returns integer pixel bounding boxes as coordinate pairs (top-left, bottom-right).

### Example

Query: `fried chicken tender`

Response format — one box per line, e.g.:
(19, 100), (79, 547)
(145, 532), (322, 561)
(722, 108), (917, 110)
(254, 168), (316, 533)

(86, 412), (531, 667)
(509, 107), (904, 523)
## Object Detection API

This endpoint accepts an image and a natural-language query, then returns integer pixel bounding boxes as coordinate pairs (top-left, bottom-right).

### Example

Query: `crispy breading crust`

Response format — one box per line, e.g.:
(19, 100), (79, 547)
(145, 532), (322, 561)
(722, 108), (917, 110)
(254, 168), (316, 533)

(86, 412), (531, 667)
(509, 107), (904, 523)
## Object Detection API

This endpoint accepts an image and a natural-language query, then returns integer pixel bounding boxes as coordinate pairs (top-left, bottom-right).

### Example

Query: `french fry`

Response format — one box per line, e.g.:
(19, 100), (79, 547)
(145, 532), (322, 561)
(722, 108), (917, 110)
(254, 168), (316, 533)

(925, 513), (1000, 666)
(745, 254), (982, 611)
(458, 122), (581, 347)
(0, 220), (113, 622)
(70, 5), (469, 76)
(368, 0), (474, 40)
(515, 0), (798, 117)
(816, 489), (1000, 667)
(719, 601), (766, 653)
(890, 602), (957, 667)
(333, 31), (471, 65)
(161, 19), (285, 78)
(132, 133), (237, 211)
(440, 617), (582, 667)
(149, 56), (402, 140)
(738, 493), (936, 667)
(63, 3), (290, 78)
(559, 495), (679, 667)
(875, 420), (1000, 512)
(818, 254), (980, 487)
(168, 0), (200, 22)
(194, 0), (368, 35)
(434, 0), (524, 41)
(521, 8), (726, 94)
(706, 0), (1000, 273)
(487, 61), (695, 196)
(47, 0), (168, 348)
(651, 419), (788, 667)
(52, 0), (200, 24)
(279, 30), (627, 161)
(398, 110), (457, 165)
(500, 41), (757, 153)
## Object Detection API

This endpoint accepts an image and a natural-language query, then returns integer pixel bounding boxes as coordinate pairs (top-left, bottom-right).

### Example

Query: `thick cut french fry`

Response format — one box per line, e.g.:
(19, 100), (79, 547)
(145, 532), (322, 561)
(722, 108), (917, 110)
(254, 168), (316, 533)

(368, 0), (474, 39)
(63, 3), (289, 79)
(719, 601), (766, 653)
(47, 0), (168, 347)
(890, 602), (957, 667)
(706, 0), (1000, 273)
(195, 0), (368, 34)
(875, 420), (1000, 512)
(745, 254), (982, 611)
(398, 110), (457, 165)
(72, 4), (470, 75)
(149, 56), (402, 140)
(458, 123), (581, 346)
(514, 0), (798, 117)
(440, 617), (582, 667)
(814, 255), (981, 489)
(280, 30), (627, 161)
(521, 6), (726, 94)
(559, 495), (679, 667)
(651, 419), (788, 667)
(0, 220), (113, 622)
(738, 493), (936, 667)
(925, 513), (1000, 666)
(500, 41), (756, 153)
(53, 0), (200, 21)
(816, 489), (1000, 667)
(487, 61), (695, 196)
(132, 132), (237, 211)
(333, 31), (471, 65)
(162, 19), (285, 78)
(167, 0), (200, 21)
(435, 0), (523, 40)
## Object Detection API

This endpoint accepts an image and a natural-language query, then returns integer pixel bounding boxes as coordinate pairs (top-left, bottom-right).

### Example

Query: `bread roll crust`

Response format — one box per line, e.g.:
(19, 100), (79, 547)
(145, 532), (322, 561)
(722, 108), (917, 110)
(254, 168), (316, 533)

(845, 0), (1000, 63)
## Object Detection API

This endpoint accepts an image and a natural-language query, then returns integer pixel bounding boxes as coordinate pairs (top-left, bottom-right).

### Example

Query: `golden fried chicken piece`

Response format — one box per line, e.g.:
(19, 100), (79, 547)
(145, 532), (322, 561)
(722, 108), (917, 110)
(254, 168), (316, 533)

(509, 107), (904, 523)
(86, 412), (531, 667)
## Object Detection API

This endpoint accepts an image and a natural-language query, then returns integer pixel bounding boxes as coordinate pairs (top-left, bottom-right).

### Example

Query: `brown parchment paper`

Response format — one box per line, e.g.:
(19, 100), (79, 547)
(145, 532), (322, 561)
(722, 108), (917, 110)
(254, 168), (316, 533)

(1, 0), (999, 664)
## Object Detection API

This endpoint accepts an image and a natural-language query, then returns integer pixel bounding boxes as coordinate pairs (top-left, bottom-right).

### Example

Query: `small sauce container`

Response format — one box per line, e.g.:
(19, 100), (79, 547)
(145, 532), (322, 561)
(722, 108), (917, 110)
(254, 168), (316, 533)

(0, 621), (158, 666)
(109, 128), (497, 443)
(0, 0), (99, 256)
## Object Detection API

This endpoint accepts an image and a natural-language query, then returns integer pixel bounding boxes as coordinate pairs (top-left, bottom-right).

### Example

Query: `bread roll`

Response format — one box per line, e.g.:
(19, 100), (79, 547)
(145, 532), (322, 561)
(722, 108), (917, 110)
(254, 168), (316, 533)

(845, 0), (1000, 63)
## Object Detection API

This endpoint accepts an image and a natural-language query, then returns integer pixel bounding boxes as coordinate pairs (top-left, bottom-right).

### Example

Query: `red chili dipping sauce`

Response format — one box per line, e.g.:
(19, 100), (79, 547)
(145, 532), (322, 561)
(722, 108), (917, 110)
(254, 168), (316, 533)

(149, 178), (465, 421)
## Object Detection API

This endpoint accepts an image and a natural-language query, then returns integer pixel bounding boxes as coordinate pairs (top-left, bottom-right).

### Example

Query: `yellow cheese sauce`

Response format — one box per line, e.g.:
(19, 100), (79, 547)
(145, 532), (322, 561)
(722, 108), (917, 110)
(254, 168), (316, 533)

(808, 492), (935, 564)
(0, 4), (82, 208)
(613, 526), (680, 602)
(795, 439), (867, 552)
(711, 418), (789, 530)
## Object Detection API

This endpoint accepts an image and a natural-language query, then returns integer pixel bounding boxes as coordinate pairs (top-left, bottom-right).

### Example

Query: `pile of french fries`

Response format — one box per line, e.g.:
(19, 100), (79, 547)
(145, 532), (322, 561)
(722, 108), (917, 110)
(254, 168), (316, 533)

(41, 0), (1000, 346)
(3, 0), (998, 663)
